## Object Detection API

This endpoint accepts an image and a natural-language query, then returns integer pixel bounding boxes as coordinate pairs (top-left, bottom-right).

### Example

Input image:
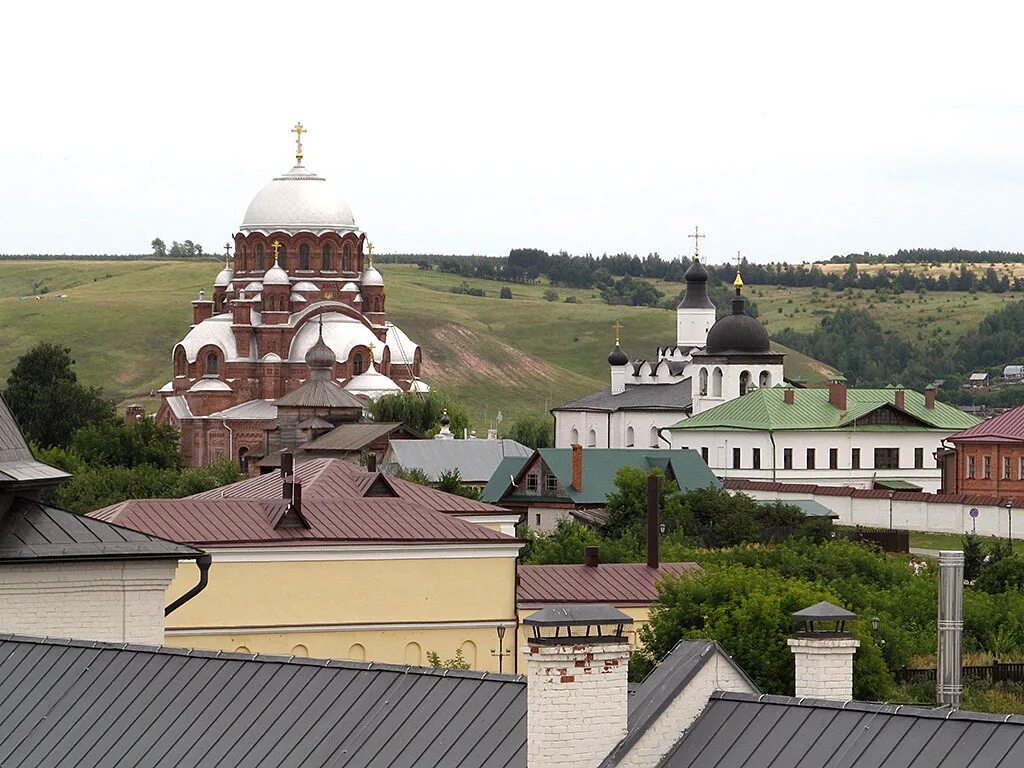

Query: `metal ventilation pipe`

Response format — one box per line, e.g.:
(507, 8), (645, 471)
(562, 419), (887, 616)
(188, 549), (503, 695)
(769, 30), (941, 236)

(647, 474), (660, 569)
(937, 550), (964, 708)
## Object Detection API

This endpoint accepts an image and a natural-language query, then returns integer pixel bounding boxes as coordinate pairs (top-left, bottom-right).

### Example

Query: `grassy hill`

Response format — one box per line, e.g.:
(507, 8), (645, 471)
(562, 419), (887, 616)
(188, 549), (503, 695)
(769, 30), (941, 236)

(0, 260), (844, 428)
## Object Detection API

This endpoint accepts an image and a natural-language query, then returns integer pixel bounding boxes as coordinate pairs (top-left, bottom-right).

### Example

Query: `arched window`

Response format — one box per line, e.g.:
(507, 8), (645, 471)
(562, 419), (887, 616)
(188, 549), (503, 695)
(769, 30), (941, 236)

(712, 367), (723, 397)
(353, 353), (365, 376)
(570, 427), (579, 445)
(322, 243), (333, 270)
(299, 244), (310, 270)
(626, 426), (635, 447)
(405, 642), (422, 665)
(174, 348), (187, 376)
(699, 367), (709, 396)
(650, 426), (660, 447)
(373, 296), (382, 312)
(256, 244), (265, 271)
(459, 640), (477, 667)
(205, 352), (218, 375)
(343, 243), (352, 272)
(588, 428), (597, 447)
(759, 370), (771, 388)
(266, 296), (275, 311)
(348, 643), (366, 661)
(740, 370), (751, 396)
(277, 244), (287, 265)
(238, 446), (249, 474)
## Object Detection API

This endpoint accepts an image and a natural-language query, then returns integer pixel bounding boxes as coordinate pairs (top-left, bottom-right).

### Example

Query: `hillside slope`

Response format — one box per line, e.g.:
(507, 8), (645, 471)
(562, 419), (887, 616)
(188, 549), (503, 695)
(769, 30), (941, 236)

(0, 260), (836, 426)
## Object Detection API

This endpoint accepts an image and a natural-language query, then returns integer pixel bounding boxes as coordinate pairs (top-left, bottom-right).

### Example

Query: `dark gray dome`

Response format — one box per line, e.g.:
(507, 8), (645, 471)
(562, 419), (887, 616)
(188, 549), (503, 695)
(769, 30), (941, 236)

(705, 295), (770, 354)
(304, 318), (336, 371)
(608, 344), (629, 366)
(677, 259), (715, 310)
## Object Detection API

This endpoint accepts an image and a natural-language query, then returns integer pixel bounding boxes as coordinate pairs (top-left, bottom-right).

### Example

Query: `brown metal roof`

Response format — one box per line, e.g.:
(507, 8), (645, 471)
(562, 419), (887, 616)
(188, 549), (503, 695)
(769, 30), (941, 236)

(305, 422), (417, 452)
(517, 563), (701, 606)
(949, 402), (1024, 443)
(92, 497), (513, 547)
(723, 478), (1014, 507)
(189, 458), (510, 516)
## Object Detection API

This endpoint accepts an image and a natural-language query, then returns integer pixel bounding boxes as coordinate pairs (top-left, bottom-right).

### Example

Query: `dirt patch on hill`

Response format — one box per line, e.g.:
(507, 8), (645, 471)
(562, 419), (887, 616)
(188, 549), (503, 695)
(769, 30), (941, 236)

(420, 324), (563, 387)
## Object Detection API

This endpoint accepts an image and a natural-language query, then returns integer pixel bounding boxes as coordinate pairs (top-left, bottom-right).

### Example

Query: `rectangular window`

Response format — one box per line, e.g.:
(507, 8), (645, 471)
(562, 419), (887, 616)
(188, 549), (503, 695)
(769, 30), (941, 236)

(915, 448), (924, 470)
(851, 448), (860, 469)
(545, 474), (559, 493)
(874, 448), (899, 470)
(783, 448), (793, 470)
(535, 513), (541, 525)
(1020, 456), (1024, 480)
(1004, 457), (1012, 480)
(984, 456), (992, 480)
(752, 448), (761, 469)
(806, 448), (815, 470)
(526, 474), (539, 492)
(701, 447), (709, 463)
(968, 456), (976, 479)
(829, 448), (838, 470)
(732, 447), (741, 469)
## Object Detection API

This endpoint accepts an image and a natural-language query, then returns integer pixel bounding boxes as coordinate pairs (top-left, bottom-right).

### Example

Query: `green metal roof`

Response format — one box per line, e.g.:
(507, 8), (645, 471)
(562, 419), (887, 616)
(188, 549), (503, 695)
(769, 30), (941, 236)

(668, 387), (980, 433)
(481, 449), (721, 505)
(873, 478), (924, 491)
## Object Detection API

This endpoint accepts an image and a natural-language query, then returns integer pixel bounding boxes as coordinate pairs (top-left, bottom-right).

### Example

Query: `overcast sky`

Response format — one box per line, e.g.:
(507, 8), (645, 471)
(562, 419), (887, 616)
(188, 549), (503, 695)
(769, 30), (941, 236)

(3, 1), (1023, 263)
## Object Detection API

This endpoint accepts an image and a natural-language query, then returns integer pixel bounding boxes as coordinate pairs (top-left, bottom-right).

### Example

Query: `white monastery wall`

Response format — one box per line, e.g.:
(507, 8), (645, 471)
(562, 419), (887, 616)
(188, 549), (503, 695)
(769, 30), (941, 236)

(0, 559), (177, 645)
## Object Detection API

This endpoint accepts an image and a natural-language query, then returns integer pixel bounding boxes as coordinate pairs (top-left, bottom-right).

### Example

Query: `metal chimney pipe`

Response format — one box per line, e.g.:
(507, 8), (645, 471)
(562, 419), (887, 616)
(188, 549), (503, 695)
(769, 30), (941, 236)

(937, 550), (964, 708)
(281, 450), (294, 479)
(647, 474), (660, 569)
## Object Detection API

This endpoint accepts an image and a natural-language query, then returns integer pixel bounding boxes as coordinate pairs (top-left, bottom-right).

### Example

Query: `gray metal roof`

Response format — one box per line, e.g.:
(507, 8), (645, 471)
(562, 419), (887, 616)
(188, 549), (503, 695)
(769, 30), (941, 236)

(275, 379), (364, 409)
(554, 380), (693, 413)
(791, 600), (857, 622)
(524, 604), (634, 628)
(658, 691), (1024, 767)
(0, 496), (200, 563)
(386, 438), (532, 483)
(601, 640), (759, 767)
(0, 634), (526, 767)
(771, 499), (839, 518)
(0, 393), (69, 487)
(306, 422), (416, 452)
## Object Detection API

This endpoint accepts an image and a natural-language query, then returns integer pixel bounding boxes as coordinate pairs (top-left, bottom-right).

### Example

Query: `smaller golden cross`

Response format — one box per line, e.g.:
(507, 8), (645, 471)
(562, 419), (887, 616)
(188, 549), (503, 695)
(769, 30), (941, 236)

(734, 250), (744, 289)
(366, 241), (375, 265)
(688, 226), (705, 259)
(224, 242), (232, 258)
(272, 240), (281, 262)
(291, 122), (306, 162)
(613, 319), (623, 345)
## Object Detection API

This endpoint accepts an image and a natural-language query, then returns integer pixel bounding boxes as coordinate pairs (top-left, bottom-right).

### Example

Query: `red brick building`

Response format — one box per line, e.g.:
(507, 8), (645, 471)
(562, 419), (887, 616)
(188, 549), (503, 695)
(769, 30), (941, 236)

(941, 404), (1024, 495)
(157, 133), (427, 467)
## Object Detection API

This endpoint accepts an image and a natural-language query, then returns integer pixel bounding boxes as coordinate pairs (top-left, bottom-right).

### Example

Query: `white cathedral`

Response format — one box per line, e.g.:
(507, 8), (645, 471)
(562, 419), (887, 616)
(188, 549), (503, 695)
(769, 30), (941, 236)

(552, 258), (784, 449)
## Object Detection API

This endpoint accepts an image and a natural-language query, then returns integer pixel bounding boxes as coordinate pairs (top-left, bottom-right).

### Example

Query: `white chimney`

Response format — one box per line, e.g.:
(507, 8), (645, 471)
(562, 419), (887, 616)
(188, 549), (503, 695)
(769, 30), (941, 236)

(787, 601), (860, 701)
(937, 550), (964, 708)
(524, 605), (633, 768)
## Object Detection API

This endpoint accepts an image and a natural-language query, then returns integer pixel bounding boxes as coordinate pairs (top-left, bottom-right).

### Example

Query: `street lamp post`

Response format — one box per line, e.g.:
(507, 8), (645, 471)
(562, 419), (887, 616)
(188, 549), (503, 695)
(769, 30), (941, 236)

(888, 491), (895, 531)
(491, 625), (512, 673)
(1008, 498), (1014, 553)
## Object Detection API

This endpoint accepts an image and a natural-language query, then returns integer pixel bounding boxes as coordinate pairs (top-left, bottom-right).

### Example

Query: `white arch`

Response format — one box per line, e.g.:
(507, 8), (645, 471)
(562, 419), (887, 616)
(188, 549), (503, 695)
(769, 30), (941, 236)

(759, 369), (771, 388)
(570, 427), (579, 445)
(712, 367), (723, 398)
(626, 426), (635, 447)
(699, 367), (709, 396)
(650, 426), (660, 448)
(740, 370), (752, 396)
(588, 428), (597, 447)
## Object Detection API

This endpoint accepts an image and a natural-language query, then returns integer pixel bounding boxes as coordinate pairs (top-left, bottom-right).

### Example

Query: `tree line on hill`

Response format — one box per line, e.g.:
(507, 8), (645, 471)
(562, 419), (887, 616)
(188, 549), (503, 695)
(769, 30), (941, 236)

(829, 248), (1024, 265)
(522, 466), (1024, 712)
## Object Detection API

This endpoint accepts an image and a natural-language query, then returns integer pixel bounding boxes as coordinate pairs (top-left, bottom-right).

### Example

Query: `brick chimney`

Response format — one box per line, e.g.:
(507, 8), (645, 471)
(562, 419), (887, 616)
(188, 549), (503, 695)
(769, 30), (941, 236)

(894, 387), (906, 410)
(124, 404), (145, 425)
(924, 385), (936, 410)
(524, 605), (632, 768)
(828, 375), (847, 411)
(192, 290), (213, 324)
(784, 387), (795, 405)
(787, 601), (860, 701)
(584, 546), (599, 567)
(571, 444), (583, 491)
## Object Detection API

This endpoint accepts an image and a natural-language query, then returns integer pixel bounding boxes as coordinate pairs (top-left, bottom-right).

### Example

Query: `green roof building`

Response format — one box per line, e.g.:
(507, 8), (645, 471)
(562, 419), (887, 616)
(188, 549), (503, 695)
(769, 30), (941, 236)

(665, 380), (980, 493)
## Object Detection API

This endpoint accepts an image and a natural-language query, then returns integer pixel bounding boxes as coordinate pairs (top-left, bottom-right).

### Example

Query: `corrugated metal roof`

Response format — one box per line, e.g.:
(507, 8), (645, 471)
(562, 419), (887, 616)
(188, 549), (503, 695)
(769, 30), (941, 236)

(671, 387), (980, 432)
(187, 458), (509, 515)
(208, 399), (277, 420)
(91, 496), (513, 547)
(723, 478), (1015, 508)
(601, 640), (759, 767)
(555, 380), (693, 413)
(517, 563), (700, 606)
(0, 634), (526, 768)
(0, 393), (69, 486)
(483, 449), (721, 506)
(275, 379), (364, 409)
(305, 422), (413, 451)
(386, 439), (533, 483)
(949, 402), (1024, 443)
(0, 496), (200, 562)
(658, 691), (1024, 767)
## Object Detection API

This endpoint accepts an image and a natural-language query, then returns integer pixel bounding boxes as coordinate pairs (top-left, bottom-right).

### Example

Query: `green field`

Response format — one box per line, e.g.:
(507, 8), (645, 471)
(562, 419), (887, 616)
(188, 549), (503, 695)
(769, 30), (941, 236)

(6, 259), (994, 429)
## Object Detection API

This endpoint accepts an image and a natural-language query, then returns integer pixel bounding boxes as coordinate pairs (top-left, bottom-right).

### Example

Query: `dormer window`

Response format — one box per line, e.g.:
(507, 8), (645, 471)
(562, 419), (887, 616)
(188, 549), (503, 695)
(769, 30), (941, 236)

(526, 474), (539, 492)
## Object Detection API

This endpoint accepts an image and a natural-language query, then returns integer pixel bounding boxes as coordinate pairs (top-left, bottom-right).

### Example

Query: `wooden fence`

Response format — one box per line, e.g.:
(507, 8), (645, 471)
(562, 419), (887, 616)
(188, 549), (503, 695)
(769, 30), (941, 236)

(835, 526), (910, 554)
(895, 662), (1024, 685)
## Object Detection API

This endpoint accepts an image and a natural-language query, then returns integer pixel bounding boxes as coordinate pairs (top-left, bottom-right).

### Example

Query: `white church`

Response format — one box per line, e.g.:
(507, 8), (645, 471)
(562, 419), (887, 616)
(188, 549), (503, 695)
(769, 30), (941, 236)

(553, 257), (784, 449)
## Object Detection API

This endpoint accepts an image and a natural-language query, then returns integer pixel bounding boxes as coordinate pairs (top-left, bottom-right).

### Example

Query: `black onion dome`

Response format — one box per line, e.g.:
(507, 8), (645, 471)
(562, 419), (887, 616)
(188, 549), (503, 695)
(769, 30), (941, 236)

(304, 328), (336, 370)
(439, 409), (450, 426)
(704, 295), (771, 354)
(677, 259), (716, 310)
(608, 344), (629, 366)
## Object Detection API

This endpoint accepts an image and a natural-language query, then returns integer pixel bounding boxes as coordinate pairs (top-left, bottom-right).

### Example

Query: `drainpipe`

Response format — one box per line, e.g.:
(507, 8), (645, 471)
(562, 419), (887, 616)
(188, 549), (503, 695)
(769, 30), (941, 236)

(769, 430), (778, 482)
(165, 553), (214, 616)
(656, 426), (672, 448)
(224, 422), (234, 461)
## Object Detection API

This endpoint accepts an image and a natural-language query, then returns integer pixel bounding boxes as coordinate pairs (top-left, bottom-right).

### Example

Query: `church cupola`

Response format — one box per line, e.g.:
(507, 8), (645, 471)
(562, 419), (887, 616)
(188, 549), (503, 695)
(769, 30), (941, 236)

(676, 226), (717, 349)
(361, 241), (387, 326)
(212, 244), (235, 313)
(261, 241), (291, 324)
(704, 269), (770, 355)
(304, 315), (336, 381)
(609, 321), (629, 395)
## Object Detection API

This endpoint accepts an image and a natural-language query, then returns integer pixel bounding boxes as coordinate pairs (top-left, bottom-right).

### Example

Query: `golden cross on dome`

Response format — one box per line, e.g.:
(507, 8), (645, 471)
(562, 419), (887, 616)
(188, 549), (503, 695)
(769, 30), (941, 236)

(734, 251), (744, 290)
(272, 240), (282, 262)
(291, 122), (306, 162)
(223, 242), (232, 259)
(613, 319), (623, 345)
(688, 226), (705, 259)
(366, 241), (375, 265)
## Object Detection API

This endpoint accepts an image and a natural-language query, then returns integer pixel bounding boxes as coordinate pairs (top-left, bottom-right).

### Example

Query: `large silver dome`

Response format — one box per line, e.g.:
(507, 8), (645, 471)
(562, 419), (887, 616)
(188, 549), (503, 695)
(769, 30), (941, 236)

(241, 164), (356, 233)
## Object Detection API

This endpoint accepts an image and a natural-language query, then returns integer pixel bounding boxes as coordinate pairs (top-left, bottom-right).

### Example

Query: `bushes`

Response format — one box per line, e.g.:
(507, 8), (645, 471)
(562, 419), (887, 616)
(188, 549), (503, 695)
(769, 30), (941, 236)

(499, 286), (512, 299)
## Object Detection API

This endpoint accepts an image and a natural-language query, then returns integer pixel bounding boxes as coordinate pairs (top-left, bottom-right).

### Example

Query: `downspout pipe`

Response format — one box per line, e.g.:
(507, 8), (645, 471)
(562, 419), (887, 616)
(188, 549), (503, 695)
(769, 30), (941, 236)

(165, 553), (213, 616)
(768, 430), (778, 482)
